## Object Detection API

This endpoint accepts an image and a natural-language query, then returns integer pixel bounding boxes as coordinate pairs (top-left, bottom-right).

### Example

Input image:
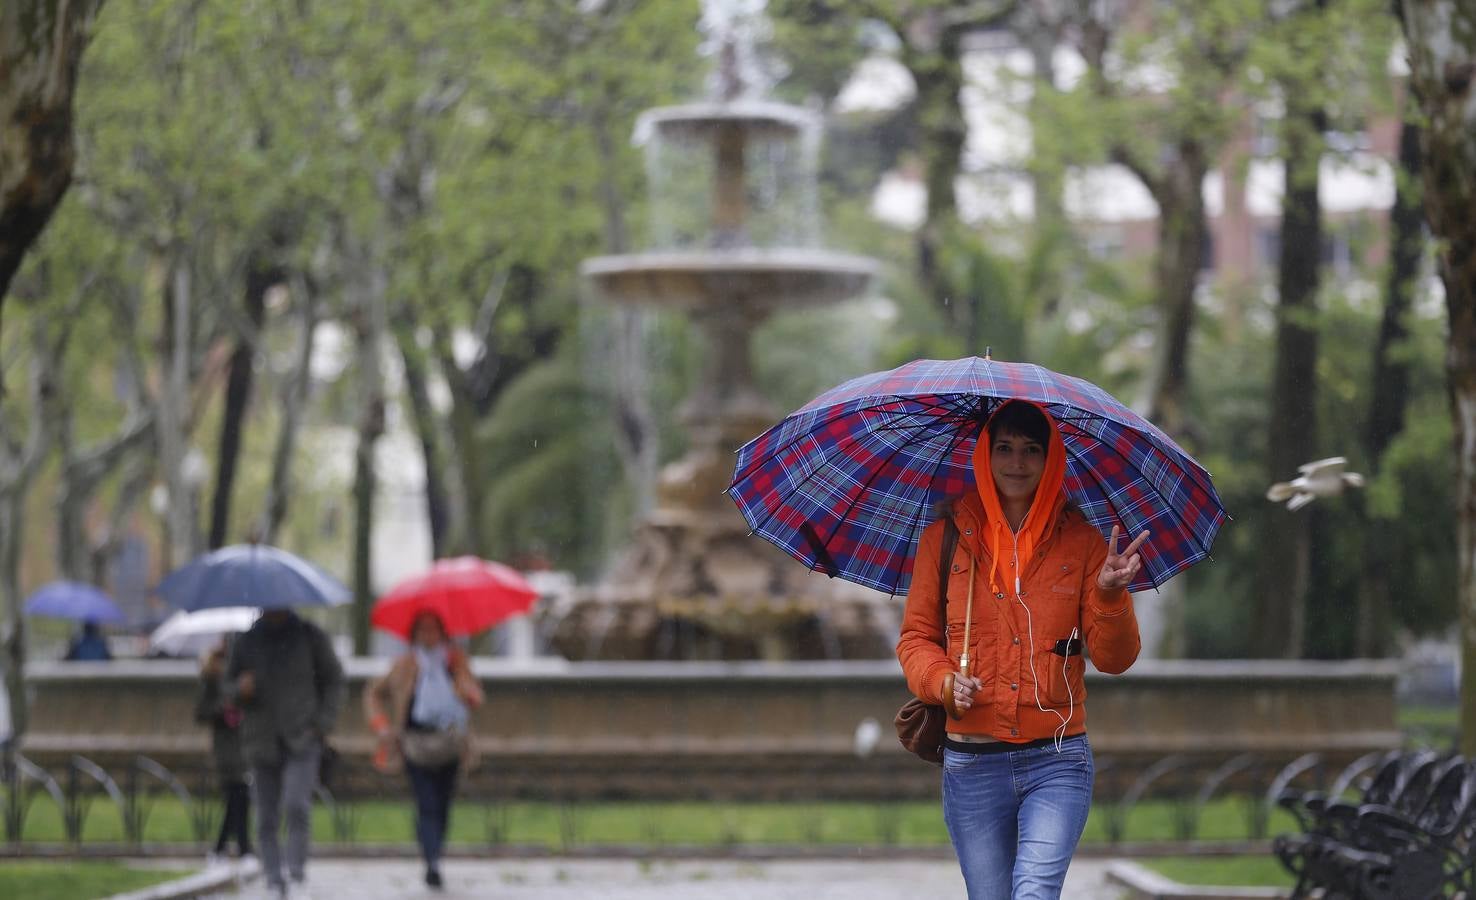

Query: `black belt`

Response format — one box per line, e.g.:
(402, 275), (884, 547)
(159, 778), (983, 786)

(943, 734), (1082, 755)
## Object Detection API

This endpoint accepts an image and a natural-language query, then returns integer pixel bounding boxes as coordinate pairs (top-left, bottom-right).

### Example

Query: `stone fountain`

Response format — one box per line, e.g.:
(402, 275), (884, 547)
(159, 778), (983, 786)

(549, 61), (893, 661)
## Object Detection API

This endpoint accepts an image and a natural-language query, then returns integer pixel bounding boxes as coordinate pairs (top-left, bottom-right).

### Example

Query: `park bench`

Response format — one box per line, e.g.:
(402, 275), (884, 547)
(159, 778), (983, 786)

(1274, 751), (1475, 899)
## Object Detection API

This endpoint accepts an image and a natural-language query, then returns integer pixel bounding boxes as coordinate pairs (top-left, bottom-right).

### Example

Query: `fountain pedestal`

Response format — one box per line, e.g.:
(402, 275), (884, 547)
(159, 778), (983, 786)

(551, 95), (889, 661)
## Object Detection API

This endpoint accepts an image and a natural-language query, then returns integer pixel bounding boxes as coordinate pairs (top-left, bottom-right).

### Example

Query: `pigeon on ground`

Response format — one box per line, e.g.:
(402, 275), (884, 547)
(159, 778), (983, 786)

(1266, 456), (1366, 511)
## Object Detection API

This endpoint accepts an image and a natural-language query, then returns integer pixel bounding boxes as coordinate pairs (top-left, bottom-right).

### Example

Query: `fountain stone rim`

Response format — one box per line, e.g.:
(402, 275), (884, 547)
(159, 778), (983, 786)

(581, 249), (878, 310)
(635, 100), (818, 143)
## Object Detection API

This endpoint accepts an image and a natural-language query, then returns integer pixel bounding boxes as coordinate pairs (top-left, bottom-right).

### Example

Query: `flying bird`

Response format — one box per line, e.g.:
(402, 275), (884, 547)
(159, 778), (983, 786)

(1267, 457), (1366, 511)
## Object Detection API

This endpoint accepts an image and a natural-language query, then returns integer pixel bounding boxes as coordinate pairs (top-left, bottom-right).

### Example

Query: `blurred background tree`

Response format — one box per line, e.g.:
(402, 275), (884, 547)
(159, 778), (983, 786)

(0, 0), (1465, 722)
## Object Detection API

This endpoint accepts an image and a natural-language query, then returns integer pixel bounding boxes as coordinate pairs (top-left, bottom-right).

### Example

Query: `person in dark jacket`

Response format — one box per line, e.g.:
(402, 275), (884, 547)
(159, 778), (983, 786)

(226, 610), (344, 898)
(64, 621), (112, 661)
(196, 636), (251, 862)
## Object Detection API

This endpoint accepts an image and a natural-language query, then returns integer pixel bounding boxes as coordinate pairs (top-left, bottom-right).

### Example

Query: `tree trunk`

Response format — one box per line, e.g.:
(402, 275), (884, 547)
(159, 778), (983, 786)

(0, 332), (62, 742)
(1397, 0), (1476, 754)
(351, 264), (388, 656)
(1139, 147), (1209, 442)
(156, 257), (198, 569)
(906, 15), (967, 320)
(394, 318), (451, 559)
(56, 412), (153, 581)
(1257, 103), (1324, 659)
(1020, 0), (1069, 320)
(259, 279), (317, 545)
(0, 488), (29, 742)
(1356, 115), (1424, 657)
(88, 455), (153, 586)
(1134, 147), (1210, 660)
(208, 262), (273, 549)
(0, 0), (108, 359)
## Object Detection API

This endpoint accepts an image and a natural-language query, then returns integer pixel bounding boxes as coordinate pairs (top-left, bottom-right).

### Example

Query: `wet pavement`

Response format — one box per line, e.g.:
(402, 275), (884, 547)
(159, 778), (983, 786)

(205, 856), (1124, 900)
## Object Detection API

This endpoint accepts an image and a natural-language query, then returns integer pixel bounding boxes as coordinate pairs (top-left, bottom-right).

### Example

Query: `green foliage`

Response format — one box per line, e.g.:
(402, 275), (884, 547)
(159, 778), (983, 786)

(1141, 856), (1293, 889)
(0, 862), (191, 900)
(477, 351), (627, 577)
(10, 793), (1294, 848)
(6, 0), (1463, 663)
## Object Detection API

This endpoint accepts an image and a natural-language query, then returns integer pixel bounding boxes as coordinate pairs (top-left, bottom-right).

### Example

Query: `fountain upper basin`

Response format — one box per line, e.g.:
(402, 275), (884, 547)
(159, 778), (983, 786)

(582, 249), (878, 311)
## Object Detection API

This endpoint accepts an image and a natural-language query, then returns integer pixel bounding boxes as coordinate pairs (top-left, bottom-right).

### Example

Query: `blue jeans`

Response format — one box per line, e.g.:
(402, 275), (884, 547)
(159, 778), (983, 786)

(405, 759), (459, 869)
(942, 734), (1094, 900)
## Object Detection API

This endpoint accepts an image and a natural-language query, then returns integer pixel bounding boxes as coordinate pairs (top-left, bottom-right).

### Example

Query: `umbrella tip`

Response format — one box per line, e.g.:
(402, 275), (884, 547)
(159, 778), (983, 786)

(984, 346), (992, 361)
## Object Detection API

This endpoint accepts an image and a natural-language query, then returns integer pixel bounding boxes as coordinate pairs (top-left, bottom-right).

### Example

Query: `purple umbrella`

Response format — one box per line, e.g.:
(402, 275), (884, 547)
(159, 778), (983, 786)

(23, 581), (125, 624)
(727, 356), (1227, 595)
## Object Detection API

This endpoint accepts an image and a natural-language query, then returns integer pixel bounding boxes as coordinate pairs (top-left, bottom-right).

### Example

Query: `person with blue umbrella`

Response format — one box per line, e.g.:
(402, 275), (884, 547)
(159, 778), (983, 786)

(156, 544), (348, 899)
(24, 581), (124, 661)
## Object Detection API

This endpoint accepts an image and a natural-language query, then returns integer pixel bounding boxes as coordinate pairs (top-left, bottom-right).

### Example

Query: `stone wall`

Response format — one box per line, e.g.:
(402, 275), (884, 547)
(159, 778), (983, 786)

(19, 658), (1401, 800)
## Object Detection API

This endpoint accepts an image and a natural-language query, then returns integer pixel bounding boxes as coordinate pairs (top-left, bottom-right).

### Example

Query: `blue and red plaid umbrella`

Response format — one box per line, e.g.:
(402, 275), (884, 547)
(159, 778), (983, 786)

(727, 356), (1226, 595)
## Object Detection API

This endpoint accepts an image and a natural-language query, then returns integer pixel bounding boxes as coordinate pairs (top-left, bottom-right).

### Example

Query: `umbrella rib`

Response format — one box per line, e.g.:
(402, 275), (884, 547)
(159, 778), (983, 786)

(740, 402), (973, 539)
(1060, 420), (1222, 559)
(730, 394), (972, 489)
(1045, 404), (1216, 501)
(1043, 403), (1219, 512)
(816, 418), (961, 567)
(889, 407), (979, 596)
(1061, 437), (1216, 589)
(1052, 406), (1219, 501)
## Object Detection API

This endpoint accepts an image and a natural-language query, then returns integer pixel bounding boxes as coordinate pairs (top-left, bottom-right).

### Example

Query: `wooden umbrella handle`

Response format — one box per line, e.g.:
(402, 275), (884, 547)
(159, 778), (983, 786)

(944, 556), (976, 722)
(942, 671), (964, 720)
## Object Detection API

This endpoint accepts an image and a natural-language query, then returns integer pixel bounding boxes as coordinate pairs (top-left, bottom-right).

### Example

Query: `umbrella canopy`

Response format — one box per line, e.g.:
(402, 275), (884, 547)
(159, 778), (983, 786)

(728, 356), (1227, 595)
(371, 556), (538, 640)
(23, 581), (124, 624)
(148, 606), (260, 658)
(155, 544), (351, 612)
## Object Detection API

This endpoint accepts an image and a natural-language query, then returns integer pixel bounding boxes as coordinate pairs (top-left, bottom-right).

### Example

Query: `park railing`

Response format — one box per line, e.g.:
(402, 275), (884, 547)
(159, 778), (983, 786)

(1, 741), (1458, 854)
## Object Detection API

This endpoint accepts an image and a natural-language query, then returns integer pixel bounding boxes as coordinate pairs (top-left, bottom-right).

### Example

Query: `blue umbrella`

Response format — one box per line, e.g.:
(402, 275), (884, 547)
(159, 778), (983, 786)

(155, 544), (351, 612)
(24, 581), (125, 624)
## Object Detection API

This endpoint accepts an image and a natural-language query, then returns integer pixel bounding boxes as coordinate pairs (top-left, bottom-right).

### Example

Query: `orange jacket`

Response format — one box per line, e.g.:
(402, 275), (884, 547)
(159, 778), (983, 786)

(896, 491), (1140, 742)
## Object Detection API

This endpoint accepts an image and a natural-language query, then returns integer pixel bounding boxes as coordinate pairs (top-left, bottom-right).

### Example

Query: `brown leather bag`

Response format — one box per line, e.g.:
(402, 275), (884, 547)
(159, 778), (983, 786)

(893, 517), (959, 765)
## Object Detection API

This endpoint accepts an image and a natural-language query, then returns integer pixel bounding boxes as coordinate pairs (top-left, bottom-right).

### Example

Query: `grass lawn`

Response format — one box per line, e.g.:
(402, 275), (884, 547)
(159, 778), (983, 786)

(1399, 704), (1459, 735)
(0, 860), (192, 900)
(10, 794), (1297, 848)
(1140, 855), (1293, 888)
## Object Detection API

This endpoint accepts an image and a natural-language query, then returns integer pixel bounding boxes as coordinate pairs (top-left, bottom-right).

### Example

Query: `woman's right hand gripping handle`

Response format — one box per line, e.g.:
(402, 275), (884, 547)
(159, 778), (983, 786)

(943, 672), (981, 720)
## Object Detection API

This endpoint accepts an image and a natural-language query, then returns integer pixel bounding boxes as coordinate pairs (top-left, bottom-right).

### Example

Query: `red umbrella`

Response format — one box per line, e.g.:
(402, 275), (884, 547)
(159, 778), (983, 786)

(371, 557), (539, 639)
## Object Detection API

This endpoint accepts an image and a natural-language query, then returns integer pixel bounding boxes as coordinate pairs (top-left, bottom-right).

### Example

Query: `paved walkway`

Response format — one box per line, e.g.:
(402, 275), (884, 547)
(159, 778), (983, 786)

(209, 857), (1124, 900)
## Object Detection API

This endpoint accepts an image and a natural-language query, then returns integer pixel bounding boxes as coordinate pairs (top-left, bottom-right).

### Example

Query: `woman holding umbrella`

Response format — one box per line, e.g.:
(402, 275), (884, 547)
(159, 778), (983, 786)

(364, 611), (482, 890)
(898, 400), (1147, 899)
(730, 355), (1224, 899)
(364, 557), (535, 889)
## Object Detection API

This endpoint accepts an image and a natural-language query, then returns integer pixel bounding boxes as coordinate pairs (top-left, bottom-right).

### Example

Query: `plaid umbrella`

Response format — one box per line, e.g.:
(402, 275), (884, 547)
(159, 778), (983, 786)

(727, 356), (1226, 595)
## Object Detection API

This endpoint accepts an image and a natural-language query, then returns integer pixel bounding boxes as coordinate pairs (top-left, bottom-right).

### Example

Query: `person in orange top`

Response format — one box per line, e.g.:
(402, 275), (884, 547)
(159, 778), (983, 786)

(897, 400), (1147, 900)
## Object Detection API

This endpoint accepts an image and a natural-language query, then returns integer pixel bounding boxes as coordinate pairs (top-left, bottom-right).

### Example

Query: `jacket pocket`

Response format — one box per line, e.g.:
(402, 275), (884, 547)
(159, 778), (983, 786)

(1040, 638), (1085, 707)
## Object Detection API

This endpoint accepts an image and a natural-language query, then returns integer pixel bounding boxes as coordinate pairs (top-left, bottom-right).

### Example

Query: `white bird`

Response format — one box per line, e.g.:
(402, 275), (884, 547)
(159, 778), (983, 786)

(1266, 457), (1366, 511)
(853, 717), (882, 759)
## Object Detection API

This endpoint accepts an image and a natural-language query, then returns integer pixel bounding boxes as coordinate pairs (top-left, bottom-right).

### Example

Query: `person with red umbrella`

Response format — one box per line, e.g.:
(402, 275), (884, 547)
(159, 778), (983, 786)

(363, 557), (535, 890)
(364, 611), (481, 891)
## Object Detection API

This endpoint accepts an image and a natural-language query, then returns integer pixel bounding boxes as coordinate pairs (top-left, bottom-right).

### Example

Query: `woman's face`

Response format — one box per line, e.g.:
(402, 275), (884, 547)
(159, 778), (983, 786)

(411, 614), (446, 649)
(989, 428), (1046, 504)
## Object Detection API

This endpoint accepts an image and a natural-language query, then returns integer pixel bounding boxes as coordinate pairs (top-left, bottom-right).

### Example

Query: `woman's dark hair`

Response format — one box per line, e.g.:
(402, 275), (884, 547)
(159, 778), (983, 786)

(986, 401), (1051, 447)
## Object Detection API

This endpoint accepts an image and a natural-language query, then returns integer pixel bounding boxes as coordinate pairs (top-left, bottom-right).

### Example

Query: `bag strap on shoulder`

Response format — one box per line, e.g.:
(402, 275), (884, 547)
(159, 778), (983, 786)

(937, 517), (958, 621)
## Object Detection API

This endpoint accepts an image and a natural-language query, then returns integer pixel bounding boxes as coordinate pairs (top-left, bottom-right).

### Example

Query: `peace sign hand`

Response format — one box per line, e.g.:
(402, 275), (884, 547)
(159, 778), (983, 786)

(1097, 526), (1149, 590)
